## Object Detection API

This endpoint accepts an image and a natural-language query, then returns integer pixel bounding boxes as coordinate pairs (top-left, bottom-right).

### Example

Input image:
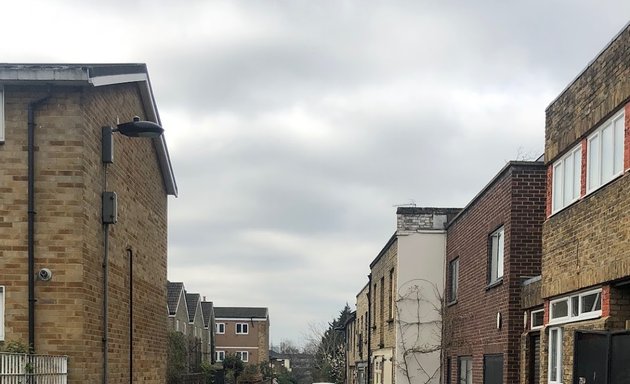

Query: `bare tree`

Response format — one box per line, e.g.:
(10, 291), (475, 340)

(395, 279), (443, 384)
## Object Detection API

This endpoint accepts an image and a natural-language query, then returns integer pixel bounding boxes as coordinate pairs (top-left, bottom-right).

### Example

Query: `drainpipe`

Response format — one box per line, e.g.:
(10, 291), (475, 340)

(128, 247), (134, 384)
(27, 91), (51, 354)
(366, 274), (372, 384)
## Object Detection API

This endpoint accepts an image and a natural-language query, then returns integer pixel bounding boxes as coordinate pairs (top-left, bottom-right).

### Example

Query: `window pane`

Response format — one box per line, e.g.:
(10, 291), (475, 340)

(497, 230), (504, 279)
(614, 115), (624, 175)
(588, 135), (600, 190)
(563, 155), (574, 204)
(571, 296), (579, 317)
(532, 311), (544, 327)
(582, 292), (601, 313)
(550, 329), (558, 381)
(573, 149), (582, 200)
(553, 163), (563, 210)
(551, 300), (568, 318)
(602, 124), (614, 181)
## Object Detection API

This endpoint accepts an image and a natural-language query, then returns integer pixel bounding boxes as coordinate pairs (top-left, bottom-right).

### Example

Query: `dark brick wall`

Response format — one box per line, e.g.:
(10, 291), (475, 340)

(444, 162), (546, 384)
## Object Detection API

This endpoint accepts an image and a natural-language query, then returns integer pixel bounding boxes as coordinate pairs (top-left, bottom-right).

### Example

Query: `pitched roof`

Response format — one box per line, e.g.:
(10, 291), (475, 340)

(167, 281), (184, 316)
(214, 307), (268, 319)
(0, 63), (177, 196)
(186, 293), (201, 323)
(201, 301), (214, 328)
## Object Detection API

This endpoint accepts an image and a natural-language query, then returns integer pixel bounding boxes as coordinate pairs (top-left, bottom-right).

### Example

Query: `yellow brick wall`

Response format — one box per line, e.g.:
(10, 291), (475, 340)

(0, 83), (168, 383)
(369, 238), (397, 353)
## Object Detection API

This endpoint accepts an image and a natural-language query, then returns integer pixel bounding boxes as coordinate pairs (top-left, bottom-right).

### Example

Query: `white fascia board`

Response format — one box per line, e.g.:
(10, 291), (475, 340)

(215, 318), (267, 322)
(88, 73), (148, 87)
(216, 346), (259, 350)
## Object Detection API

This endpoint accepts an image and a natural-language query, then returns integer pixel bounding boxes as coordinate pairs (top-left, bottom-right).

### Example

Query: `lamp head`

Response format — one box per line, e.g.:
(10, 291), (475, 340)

(115, 116), (164, 138)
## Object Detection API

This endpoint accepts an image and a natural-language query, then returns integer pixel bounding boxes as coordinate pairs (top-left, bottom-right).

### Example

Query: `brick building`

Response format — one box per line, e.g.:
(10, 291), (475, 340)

(214, 307), (270, 364)
(539, 23), (630, 384)
(358, 207), (459, 384)
(351, 283), (369, 384)
(443, 161), (546, 384)
(0, 64), (177, 383)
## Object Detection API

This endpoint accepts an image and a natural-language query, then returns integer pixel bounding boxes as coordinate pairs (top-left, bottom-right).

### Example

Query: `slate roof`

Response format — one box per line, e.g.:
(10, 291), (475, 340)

(186, 293), (201, 323)
(167, 281), (184, 316)
(214, 307), (268, 319)
(201, 301), (214, 328)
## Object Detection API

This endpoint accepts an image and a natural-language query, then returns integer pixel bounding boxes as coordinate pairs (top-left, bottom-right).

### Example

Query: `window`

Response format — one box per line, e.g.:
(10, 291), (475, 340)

(548, 327), (562, 384)
(446, 357), (452, 384)
(552, 145), (582, 213)
(389, 269), (395, 320)
(448, 258), (459, 302)
(0, 87), (4, 143)
(587, 110), (625, 193)
(237, 351), (249, 362)
(531, 309), (544, 330)
(0, 286), (4, 341)
(549, 288), (602, 324)
(216, 350), (225, 362)
(374, 359), (382, 384)
(489, 227), (504, 284)
(216, 322), (225, 334)
(458, 356), (472, 384)
(176, 319), (180, 332)
(236, 323), (249, 334)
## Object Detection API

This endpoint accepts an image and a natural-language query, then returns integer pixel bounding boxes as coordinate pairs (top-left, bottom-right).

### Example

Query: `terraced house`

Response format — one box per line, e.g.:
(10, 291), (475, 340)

(0, 64), (177, 383)
(539, 23), (630, 384)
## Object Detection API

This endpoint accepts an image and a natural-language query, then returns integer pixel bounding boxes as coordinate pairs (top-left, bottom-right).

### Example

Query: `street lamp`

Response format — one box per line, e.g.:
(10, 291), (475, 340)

(101, 117), (163, 384)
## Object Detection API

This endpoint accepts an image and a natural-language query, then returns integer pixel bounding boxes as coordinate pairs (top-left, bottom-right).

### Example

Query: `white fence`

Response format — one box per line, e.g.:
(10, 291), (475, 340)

(0, 352), (68, 384)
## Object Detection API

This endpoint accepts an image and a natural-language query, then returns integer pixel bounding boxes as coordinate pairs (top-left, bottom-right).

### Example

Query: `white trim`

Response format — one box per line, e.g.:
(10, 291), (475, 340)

(549, 288), (602, 325)
(0, 286), (4, 341)
(216, 350), (225, 362)
(216, 346), (259, 350)
(548, 327), (563, 384)
(586, 109), (625, 194)
(216, 322), (225, 334)
(88, 73), (148, 87)
(236, 351), (249, 362)
(0, 86), (4, 143)
(215, 317), (267, 322)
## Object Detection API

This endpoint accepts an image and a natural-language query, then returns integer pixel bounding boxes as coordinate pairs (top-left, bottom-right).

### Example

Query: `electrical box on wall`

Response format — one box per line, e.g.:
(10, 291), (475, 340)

(102, 191), (118, 224)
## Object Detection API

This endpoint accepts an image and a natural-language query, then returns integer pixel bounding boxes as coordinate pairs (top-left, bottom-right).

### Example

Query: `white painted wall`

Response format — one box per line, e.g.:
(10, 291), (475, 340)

(395, 231), (446, 384)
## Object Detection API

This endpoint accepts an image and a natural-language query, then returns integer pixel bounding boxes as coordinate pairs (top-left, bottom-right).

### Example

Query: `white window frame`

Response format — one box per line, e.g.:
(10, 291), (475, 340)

(548, 327), (562, 384)
(216, 350), (225, 362)
(449, 258), (459, 302)
(549, 288), (602, 325)
(458, 356), (473, 384)
(0, 286), (5, 341)
(530, 309), (544, 330)
(489, 227), (504, 284)
(587, 109), (625, 194)
(237, 351), (249, 362)
(216, 322), (225, 334)
(236, 323), (249, 334)
(0, 87), (4, 143)
(551, 145), (582, 214)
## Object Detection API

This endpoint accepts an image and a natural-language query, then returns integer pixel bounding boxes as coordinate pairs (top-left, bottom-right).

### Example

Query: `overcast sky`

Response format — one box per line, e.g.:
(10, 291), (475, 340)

(2, 1), (629, 346)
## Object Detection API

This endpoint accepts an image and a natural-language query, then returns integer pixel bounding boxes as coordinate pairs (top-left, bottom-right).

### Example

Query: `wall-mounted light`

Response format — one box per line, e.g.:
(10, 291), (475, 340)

(102, 116), (164, 164)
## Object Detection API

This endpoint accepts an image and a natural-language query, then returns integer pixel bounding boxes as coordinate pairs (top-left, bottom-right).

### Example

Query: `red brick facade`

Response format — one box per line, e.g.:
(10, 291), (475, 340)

(444, 162), (546, 384)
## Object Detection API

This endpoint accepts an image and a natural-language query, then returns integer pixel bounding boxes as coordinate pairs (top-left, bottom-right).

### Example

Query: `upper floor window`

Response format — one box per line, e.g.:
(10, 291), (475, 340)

(0, 286), (4, 341)
(448, 258), (459, 303)
(587, 110), (625, 193)
(216, 322), (225, 334)
(489, 227), (504, 284)
(552, 145), (582, 213)
(549, 288), (602, 325)
(236, 323), (249, 334)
